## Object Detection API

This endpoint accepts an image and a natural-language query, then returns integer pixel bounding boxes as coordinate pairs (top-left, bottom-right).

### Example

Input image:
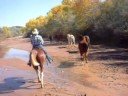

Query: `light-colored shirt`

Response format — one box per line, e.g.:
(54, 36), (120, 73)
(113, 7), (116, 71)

(30, 34), (44, 47)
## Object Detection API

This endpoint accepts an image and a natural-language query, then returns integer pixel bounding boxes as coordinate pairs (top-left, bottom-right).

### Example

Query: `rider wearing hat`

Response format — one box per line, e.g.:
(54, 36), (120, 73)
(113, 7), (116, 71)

(28, 28), (53, 66)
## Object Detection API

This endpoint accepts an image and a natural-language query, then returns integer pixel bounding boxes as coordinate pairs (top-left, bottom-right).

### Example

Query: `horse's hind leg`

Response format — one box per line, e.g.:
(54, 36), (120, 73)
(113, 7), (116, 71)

(84, 53), (88, 63)
(37, 66), (41, 82)
(37, 49), (46, 88)
(85, 55), (88, 63)
(85, 50), (89, 63)
(34, 66), (41, 82)
(82, 53), (88, 65)
(40, 65), (44, 88)
(38, 56), (45, 88)
(41, 71), (44, 88)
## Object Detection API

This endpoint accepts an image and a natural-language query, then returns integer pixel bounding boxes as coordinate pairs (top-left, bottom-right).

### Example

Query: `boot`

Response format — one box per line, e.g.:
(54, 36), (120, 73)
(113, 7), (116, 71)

(28, 61), (31, 66)
(28, 53), (31, 66)
(46, 54), (53, 64)
(42, 49), (53, 64)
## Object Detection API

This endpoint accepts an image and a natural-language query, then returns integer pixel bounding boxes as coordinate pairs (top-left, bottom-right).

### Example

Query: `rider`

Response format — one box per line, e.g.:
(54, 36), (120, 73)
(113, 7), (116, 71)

(28, 28), (53, 66)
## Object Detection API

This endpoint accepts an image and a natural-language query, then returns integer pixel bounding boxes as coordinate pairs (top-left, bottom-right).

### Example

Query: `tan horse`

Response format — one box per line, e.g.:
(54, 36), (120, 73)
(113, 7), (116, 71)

(30, 48), (46, 88)
(78, 36), (90, 65)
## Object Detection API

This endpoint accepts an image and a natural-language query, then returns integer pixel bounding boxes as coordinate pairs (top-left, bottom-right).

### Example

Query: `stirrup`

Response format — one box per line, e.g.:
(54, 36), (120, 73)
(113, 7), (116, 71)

(47, 58), (53, 64)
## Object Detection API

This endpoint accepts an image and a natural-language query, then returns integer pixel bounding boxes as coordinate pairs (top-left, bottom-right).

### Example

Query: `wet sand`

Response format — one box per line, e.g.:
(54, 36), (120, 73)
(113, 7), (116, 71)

(0, 37), (128, 96)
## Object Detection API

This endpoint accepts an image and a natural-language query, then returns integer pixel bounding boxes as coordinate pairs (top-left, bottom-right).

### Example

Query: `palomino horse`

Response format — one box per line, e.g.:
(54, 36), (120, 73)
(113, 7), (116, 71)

(78, 35), (90, 65)
(67, 34), (75, 47)
(30, 48), (46, 88)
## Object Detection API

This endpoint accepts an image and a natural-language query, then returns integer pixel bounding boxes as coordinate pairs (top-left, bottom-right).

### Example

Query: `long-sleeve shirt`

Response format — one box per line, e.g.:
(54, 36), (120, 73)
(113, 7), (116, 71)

(30, 34), (44, 48)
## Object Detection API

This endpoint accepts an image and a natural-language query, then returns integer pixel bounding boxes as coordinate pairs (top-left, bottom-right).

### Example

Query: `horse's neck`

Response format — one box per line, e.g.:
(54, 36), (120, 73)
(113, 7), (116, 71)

(80, 41), (87, 44)
(80, 38), (88, 44)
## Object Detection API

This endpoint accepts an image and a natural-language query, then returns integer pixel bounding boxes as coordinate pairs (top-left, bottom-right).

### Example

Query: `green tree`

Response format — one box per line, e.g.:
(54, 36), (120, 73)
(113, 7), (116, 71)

(2, 27), (11, 38)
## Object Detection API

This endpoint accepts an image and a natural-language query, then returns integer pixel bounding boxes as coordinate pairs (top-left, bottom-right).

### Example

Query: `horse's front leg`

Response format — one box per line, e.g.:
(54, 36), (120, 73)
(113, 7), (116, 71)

(81, 53), (87, 66)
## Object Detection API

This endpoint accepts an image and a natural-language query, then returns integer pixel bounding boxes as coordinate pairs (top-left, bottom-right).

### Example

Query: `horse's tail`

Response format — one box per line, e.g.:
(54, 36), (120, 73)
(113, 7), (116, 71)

(37, 49), (46, 65)
(31, 49), (46, 66)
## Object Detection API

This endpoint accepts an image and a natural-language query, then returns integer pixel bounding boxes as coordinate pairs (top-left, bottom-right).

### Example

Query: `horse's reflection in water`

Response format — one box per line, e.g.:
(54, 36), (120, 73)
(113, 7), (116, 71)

(31, 48), (46, 88)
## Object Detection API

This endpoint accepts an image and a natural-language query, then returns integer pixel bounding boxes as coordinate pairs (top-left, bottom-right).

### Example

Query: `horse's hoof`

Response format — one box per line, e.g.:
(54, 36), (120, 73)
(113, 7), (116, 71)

(41, 85), (44, 88)
(38, 80), (41, 83)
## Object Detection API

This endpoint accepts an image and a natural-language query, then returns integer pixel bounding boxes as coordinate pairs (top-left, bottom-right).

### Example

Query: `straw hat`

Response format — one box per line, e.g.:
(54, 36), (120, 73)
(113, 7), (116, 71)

(32, 28), (39, 35)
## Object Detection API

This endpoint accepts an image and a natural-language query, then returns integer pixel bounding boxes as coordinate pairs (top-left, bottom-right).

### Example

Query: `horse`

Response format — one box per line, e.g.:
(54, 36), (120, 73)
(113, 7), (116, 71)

(67, 34), (75, 47)
(30, 48), (46, 88)
(78, 35), (90, 65)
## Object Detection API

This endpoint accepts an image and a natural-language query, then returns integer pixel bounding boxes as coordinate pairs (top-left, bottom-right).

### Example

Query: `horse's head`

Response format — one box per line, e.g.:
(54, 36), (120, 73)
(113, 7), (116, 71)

(84, 36), (90, 45)
(67, 34), (70, 37)
(79, 36), (88, 44)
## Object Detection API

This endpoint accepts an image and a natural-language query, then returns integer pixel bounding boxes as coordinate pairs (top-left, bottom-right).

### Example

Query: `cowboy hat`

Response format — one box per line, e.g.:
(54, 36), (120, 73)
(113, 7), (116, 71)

(32, 28), (39, 35)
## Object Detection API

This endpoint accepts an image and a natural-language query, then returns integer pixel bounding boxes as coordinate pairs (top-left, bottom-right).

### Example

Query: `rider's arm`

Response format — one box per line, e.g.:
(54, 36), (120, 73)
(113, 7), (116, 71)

(38, 35), (44, 45)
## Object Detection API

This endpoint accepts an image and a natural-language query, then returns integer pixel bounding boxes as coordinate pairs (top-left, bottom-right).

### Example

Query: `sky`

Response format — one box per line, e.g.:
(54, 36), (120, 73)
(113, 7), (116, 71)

(0, 0), (62, 27)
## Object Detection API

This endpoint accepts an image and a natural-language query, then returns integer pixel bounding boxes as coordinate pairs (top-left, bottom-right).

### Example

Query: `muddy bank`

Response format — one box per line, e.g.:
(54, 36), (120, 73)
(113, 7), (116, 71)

(46, 44), (128, 96)
(0, 37), (128, 96)
(0, 46), (9, 58)
(0, 38), (86, 96)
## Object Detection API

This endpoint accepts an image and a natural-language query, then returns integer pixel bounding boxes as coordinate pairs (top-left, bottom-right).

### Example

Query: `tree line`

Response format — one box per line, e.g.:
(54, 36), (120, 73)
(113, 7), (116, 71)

(0, 26), (24, 40)
(24, 0), (128, 47)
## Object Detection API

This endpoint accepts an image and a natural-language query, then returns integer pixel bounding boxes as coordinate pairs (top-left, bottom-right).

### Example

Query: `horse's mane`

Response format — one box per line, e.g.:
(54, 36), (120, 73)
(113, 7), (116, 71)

(80, 36), (88, 45)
